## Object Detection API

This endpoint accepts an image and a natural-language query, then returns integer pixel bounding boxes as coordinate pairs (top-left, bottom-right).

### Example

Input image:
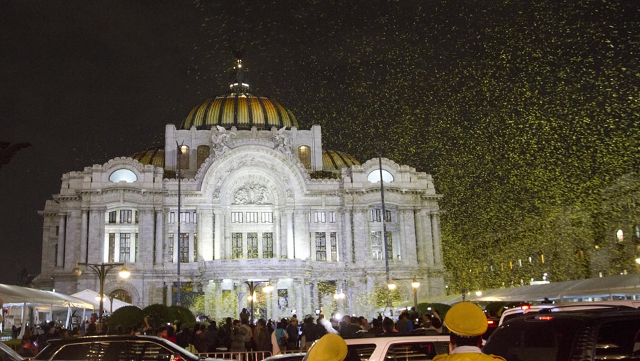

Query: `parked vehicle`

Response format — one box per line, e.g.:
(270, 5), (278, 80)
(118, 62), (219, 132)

(483, 308), (640, 361)
(33, 335), (226, 361)
(343, 335), (450, 361)
(0, 341), (24, 361)
(498, 300), (640, 325)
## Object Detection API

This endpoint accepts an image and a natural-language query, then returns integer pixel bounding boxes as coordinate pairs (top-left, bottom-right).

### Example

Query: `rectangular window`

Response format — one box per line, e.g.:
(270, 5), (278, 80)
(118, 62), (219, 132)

(247, 233), (258, 258)
(330, 232), (337, 261)
(120, 233), (131, 262)
(168, 233), (174, 263)
(329, 211), (336, 223)
(246, 212), (258, 223)
(262, 233), (273, 258)
(120, 210), (132, 224)
(370, 209), (382, 222)
(386, 231), (393, 259)
(261, 212), (273, 223)
(179, 233), (189, 263)
(314, 211), (326, 223)
(169, 212), (175, 223)
(194, 233), (198, 261)
(54, 244), (58, 266)
(135, 211), (139, 224)
(316, 232), (327, 261)
(371, 231), (383, 260)
(134, 233), (138, 262)
(231, 212), (243, 223)
(55, 226), (59, 236)
(193, 212), (197, 224)
(385, 210), (392, 222)
(180, 212), (190, 224)
(108, 211), (117, 224)
(109, 233), (116, 262)
(232, 233), (243, 259)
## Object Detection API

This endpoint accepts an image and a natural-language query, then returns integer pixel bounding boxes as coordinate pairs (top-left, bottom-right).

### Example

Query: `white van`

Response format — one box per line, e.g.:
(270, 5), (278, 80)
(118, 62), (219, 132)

(499, 300), (640, 326)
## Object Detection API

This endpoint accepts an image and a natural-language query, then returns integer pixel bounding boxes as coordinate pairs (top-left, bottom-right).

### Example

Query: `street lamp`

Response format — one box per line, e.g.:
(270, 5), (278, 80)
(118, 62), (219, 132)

(73, 261), (130, 322)
(245, 281), (273, 324)
(411, 277), (420, 311)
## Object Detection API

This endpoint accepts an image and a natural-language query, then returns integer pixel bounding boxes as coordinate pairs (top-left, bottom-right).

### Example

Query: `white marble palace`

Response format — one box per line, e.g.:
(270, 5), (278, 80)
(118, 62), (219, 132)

(35, 60), (445, 320)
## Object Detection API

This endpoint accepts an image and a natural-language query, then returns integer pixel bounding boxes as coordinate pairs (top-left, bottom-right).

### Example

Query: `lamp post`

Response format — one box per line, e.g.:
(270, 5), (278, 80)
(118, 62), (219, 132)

(411, 277), (420, 311)
(245, 281), (274, 325)
(378, 148), (392, 307)
(176, 141), (185, 306)
(73, 262), (130, 322)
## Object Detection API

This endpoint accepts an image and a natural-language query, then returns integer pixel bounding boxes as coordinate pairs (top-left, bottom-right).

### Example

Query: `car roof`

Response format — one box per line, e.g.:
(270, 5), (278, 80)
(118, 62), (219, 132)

(499, 301), (640, 325)
(343, 335), (450, 344)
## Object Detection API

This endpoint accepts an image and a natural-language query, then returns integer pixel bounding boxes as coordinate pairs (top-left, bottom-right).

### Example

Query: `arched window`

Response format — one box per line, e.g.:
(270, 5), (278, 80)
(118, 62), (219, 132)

(197, 145), (210, 170)
(616, 229), (624, 242)
(298, 146), (311, 169)
(178, 145), (189, 169)
(368, 169), (394, 183)
(109, 169), (137, 183)
(109, 289), (132, 304)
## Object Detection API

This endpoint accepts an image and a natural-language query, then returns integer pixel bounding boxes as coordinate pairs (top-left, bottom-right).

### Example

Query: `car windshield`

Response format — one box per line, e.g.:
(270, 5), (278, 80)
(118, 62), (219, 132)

(483, 318), (581, 361)
(0, 340), (23, 361)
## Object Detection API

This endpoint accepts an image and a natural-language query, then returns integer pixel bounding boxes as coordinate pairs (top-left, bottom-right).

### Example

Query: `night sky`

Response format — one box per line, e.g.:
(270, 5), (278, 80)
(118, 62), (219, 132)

(1, 0), (638, 286)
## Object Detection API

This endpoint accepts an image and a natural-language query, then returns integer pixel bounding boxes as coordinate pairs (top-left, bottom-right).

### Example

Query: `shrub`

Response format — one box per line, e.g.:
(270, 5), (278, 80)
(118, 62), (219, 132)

(108, 306), (144, 329)
(168, 305), (195, 328)
(142, 304), (170, 329)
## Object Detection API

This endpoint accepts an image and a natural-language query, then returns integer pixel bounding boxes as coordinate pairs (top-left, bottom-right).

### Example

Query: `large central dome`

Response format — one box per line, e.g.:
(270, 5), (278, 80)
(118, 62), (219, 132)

(179, 59), (298, 131)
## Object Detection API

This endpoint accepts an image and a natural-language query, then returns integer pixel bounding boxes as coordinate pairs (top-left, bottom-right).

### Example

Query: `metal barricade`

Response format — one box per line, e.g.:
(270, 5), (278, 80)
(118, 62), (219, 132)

(194, 350), (273, 361)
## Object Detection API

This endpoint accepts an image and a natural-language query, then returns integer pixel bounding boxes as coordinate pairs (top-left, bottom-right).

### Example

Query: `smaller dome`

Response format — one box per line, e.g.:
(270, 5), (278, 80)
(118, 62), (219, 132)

(322, 150), (360, 172)
(130, 147), (165, 168)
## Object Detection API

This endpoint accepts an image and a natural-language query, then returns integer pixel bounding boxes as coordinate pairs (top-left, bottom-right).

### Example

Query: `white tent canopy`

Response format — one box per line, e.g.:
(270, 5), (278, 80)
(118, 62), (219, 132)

(425, 274), (640, 305)
(0, 283), (95, 338)
(71, 289), (135, 312)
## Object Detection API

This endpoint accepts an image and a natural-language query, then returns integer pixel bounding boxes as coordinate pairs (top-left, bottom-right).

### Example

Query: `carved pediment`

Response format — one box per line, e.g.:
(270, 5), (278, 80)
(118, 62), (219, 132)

(233, 182), (273, 205)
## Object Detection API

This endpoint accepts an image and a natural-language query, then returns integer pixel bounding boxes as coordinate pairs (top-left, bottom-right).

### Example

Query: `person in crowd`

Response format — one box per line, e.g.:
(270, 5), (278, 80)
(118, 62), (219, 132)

(432, 302), (505, 361)
(272, 320), (288, 355)
(397, 311), (414, 334)
(301, 316), (319, 350)
(241, 319), (253, 351)
(18, 336), (38, 357)
(339, 316), (361, 338)
(166, 324), (177, 343)
(318, 314), (338, 335)
(286, 316), (300, 350)
(206, 322), (219, 352)
(358, 317), (371, 331)
(176, 324), (190, 348)
(254, 319), (271, 352)
(194, 324), (208, 354)
(382, 317), (398, 335)
(85, 321), (97, 336)
(230, 319), (248, 352)
(240, 308), (251, 325)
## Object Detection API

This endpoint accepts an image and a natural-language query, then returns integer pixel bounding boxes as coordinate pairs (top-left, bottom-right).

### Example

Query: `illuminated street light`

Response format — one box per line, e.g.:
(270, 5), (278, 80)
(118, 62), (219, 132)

(411, 277), (420, 311)
(245, 280), (273, 324)
(73, 261), (130, 322)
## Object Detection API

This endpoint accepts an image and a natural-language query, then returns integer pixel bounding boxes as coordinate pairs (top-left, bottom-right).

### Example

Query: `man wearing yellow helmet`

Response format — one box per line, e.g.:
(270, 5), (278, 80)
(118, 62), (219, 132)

(433, 302), (505, 361)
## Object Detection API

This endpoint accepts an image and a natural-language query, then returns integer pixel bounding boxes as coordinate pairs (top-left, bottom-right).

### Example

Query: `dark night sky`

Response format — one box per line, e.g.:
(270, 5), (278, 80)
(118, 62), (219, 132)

(1, 0), (637, 286)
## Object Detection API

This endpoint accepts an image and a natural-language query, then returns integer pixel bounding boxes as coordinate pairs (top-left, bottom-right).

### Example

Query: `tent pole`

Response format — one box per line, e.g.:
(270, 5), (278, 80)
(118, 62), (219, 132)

(49, 304), (53, 323)
(65, 307), (72, 329)
(18, 303), (26, 339)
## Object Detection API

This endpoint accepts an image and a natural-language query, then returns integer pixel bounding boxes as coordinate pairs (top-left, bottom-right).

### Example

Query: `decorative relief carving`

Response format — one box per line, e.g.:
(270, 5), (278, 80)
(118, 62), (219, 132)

(233, 182), (272, 205)
(211, 125), (236, 157)
(273, 127), (292, 157)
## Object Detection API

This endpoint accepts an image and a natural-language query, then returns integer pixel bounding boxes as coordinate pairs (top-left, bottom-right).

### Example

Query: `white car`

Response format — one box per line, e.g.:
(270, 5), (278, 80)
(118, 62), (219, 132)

(344, 335), (450, 361)
(499, 300), (640, 326)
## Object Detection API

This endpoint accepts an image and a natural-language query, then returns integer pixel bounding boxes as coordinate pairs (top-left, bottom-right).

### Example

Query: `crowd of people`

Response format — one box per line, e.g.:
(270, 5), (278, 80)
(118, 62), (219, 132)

(8, 307), (450, 359)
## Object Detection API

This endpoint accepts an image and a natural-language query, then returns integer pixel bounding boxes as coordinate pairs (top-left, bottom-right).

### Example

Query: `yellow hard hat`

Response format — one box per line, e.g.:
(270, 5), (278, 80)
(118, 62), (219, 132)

(444, 302), (487, 337)
(306, 334), (348, 361)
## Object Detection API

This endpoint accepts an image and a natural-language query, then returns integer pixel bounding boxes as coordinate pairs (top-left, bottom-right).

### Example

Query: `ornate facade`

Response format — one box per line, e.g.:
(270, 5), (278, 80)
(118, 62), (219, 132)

(35, 61), (444, 320)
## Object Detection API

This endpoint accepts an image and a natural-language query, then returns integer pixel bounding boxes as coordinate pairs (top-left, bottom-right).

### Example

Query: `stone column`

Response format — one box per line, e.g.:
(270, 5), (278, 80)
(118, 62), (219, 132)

(424, 210), (435, 267)
(285, 209), (294, 258)
(214, 210), (223, 260)
(155, 210), (164, 265)
(188, 232), (195, 263)
(274, 210), (281, 258)
(224, 211), (232, 258)
(295, 278), (303, 316)
(138, 208), (155, 264)
(88, 208), (105, 264)
(80, 209), (88, 263)
(353, 208), (368, 264)
(402, 209), (418, 264)
(414, 210), (424, 263)
(293, 210), (309, 259)
(57, 214), (66, 268)
(341, 209), (352, 263)
(199, 209), (214, 261)
(431, 212), (443, 267)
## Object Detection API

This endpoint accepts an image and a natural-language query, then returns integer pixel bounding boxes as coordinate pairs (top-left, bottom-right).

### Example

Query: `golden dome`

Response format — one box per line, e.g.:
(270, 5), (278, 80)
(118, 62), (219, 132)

(180, 92), (298, 131)
(322, 150), (360, 171)
(180, 59), (298, 130)
(131, 147), (165, 168)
